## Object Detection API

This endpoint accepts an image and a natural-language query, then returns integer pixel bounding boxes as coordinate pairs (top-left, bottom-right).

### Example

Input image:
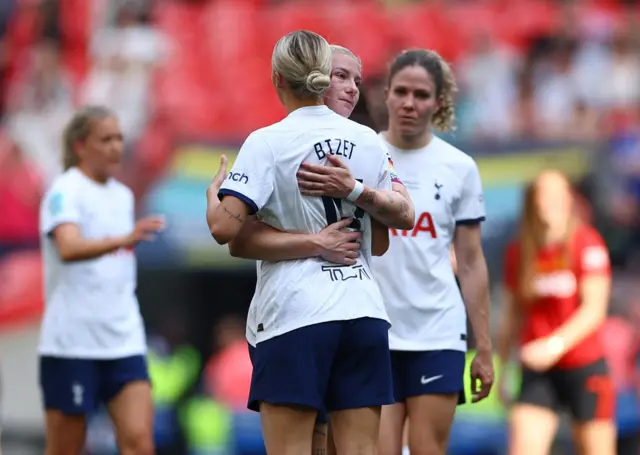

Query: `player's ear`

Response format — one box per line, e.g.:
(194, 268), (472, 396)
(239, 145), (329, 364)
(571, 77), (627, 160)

(273, 72), (284, 89)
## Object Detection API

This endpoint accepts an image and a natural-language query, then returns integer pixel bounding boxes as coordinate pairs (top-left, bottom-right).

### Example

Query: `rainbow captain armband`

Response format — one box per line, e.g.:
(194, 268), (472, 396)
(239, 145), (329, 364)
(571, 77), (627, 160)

(387, 156), (403, 185)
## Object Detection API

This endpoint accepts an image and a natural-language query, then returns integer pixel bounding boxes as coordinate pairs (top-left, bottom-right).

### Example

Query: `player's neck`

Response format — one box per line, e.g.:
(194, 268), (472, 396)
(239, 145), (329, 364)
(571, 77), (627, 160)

(385, 127), (432, 150)
(77, 164), (109, 185)
(283, 94), (324, 115)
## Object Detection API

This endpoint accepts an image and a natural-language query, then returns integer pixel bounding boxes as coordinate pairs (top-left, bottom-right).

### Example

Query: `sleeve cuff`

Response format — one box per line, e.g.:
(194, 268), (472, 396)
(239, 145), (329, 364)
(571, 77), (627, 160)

(218, 188), (259, 215)
(41, 217), (81, 237)
(456, 216), (486, 226)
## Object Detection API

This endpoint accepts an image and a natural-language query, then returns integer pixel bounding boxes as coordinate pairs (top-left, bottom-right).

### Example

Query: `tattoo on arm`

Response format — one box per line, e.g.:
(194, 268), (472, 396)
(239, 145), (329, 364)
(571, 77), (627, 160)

(313, 427), (327, 436)
(223, 207), (245, 223)
(315, 449), (327, 455)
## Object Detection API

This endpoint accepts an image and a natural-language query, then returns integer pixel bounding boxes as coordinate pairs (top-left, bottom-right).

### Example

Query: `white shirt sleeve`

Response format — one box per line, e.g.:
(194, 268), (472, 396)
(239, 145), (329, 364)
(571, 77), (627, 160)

(218, 132), (275, 214)
(40, 182), (82, 236)
(454, 160), (486, 224)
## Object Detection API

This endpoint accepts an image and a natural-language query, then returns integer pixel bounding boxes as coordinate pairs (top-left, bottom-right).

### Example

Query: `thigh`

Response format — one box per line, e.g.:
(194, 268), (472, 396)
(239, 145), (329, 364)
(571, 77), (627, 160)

(249, 322), (341, 413)
(509, 368), (561, 455)
(509, 404), (559, 455)
(378, 403), (406, 455)
(106, 380), (154, 455)
(101, 356), (154, 454)
(395, 350), (466, 403)
(260, 403), (317, 455)
(327, 318), (394, 455)
(39, 356), (99, 415)
(406, 393), (459, 455)
(557, 359), (616, 423)
(44, 410), (87, 455)
(572, 420), (617, 455)
(313, 422), (328, 455)
(325, 317), (394, 412)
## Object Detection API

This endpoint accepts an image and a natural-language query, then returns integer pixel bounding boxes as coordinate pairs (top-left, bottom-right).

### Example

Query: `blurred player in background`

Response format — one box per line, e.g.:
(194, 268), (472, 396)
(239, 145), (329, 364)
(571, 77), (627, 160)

(206, 30), (411, 455)
(224, 43), (412, 455)
(499, 170), (616, 455)
(38, 106), (165, 455)
(297, 49), (495, 455)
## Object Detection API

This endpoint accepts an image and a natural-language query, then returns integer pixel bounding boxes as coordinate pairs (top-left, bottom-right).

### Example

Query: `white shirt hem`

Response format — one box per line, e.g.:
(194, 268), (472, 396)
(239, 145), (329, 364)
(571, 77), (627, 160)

(37, 345), (147, 359)
(388, 338), (467, 352)
(255, 314), (390, 345)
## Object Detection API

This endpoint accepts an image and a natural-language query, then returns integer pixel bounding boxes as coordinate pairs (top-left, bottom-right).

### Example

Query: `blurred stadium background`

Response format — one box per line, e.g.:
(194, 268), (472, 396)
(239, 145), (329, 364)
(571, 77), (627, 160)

(1, 0), (640, 454)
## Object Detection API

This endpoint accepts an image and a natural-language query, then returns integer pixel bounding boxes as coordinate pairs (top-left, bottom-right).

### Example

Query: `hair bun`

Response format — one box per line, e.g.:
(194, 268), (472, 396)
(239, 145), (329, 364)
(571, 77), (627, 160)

(305, 70), (331, 94)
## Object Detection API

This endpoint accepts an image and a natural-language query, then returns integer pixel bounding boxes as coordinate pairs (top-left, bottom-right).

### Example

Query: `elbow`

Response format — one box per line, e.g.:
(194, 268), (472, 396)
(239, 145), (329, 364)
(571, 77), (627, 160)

(398, 212), (415, 231)
(372, 241), (389, 256)
(56, 244), (79, 262)
(209, 224), (234, 245)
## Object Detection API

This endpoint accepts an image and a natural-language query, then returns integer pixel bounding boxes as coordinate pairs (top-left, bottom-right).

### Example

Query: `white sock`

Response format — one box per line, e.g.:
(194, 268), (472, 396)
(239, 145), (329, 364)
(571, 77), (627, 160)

(402, 447), (410, 455)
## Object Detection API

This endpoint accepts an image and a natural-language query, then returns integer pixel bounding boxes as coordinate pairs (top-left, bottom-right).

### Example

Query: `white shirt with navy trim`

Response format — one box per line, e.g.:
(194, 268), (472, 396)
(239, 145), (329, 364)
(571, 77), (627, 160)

(372, 134), (486, 352)
(38, 168), (146, 359)
(219, 106), (391, 345)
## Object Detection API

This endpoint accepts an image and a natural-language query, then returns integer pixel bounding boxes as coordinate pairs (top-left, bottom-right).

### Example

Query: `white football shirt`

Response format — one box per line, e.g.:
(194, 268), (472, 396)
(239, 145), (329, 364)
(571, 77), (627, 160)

(373, 134), (486, 352)
(39, 168), (146, 358)
(219, 106), (391, 345)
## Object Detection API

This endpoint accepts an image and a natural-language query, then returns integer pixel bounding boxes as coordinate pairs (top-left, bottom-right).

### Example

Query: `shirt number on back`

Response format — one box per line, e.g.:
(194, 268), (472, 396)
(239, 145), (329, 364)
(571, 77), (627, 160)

(322, 179), (365, 231)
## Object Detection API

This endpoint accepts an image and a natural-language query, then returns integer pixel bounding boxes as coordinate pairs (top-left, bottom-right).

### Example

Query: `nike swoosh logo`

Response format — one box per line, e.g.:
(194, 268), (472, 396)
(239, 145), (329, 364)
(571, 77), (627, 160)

(420, 375), (443, 385)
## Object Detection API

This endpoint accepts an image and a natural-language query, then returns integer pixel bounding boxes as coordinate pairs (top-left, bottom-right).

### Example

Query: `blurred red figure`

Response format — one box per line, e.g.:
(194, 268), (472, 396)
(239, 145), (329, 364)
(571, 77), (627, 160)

(0, 132), (42, 253)
(498, 170), (616, 455)
(205, 315), (253, 410)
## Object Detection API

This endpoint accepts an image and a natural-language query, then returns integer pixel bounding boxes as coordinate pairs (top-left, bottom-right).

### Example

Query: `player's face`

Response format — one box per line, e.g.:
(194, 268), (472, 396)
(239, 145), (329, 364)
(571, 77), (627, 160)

(324, 53), (362, 117)
(78, 116), (124, 179)
(535, 172), (573, 229)
(385, 65), (440, 137)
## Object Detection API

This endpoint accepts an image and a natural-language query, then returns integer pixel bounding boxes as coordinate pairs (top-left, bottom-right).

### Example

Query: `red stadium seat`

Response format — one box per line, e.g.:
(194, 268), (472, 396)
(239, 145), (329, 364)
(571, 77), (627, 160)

(386, 4), (454, 62)
(0, 251), (43, 332)
(327, 3), (392, 76)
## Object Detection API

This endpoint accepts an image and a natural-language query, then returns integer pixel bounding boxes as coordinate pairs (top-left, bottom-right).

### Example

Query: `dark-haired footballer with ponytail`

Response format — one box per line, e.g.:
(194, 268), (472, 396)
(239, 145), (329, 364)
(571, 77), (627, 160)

(370, 49), (494, 455)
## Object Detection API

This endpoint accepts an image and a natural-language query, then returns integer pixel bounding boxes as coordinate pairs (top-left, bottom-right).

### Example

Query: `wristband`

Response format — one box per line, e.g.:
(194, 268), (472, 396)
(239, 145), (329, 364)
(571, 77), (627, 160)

(346, 180), (365, 202)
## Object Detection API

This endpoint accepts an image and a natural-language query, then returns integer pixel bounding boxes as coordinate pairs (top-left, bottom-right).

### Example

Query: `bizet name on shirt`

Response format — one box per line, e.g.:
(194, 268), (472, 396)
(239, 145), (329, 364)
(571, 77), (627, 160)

(314, 138), (356, 161)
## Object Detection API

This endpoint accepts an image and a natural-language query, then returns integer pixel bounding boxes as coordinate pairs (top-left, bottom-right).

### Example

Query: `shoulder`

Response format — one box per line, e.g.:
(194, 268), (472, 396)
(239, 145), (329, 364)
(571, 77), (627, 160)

(44, 169), (81, 199)
(434, 137), (478, 172)
(240, 127), (278, 154)
(573, 224), (610, 272)
(574, 224), (607, 249)
(109, 179), (134, 201)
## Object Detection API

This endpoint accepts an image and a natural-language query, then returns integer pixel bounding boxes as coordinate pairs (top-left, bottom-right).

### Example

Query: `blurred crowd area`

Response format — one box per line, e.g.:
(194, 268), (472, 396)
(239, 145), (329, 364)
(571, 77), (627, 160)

(1, 0), (640, 255)
(2, 0), (640, 454)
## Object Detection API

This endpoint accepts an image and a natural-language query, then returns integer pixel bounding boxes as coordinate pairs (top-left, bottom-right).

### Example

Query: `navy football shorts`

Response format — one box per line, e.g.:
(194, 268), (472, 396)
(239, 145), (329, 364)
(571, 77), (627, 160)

(248, 317), (394, 416)
(390, 349), (466, 404)
(39, 355), (149, 414)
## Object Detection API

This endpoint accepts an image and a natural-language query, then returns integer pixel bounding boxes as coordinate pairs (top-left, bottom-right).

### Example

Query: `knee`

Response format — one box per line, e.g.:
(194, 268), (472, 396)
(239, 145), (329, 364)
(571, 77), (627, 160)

(409, 434), (447, 455)
(119, 430), (155, 455)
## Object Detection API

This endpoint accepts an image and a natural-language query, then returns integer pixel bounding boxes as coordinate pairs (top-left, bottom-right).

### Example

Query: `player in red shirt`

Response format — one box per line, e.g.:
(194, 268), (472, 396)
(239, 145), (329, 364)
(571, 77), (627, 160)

(498, 170), (616, 455)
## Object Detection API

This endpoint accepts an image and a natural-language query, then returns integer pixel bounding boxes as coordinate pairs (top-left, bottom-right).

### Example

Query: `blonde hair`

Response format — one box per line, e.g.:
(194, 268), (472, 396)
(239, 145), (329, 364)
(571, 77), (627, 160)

(388, 49), (458, 132)
(329, 44), (362, 69)
(62, 106), (115, 171)
(272, 30), (332, 98)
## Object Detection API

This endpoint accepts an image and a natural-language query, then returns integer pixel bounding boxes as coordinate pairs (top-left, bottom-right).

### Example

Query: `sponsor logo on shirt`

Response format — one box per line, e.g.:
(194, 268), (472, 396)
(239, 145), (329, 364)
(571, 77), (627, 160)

(582, 246), (608, 271)
(228, 172), (249, 184)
